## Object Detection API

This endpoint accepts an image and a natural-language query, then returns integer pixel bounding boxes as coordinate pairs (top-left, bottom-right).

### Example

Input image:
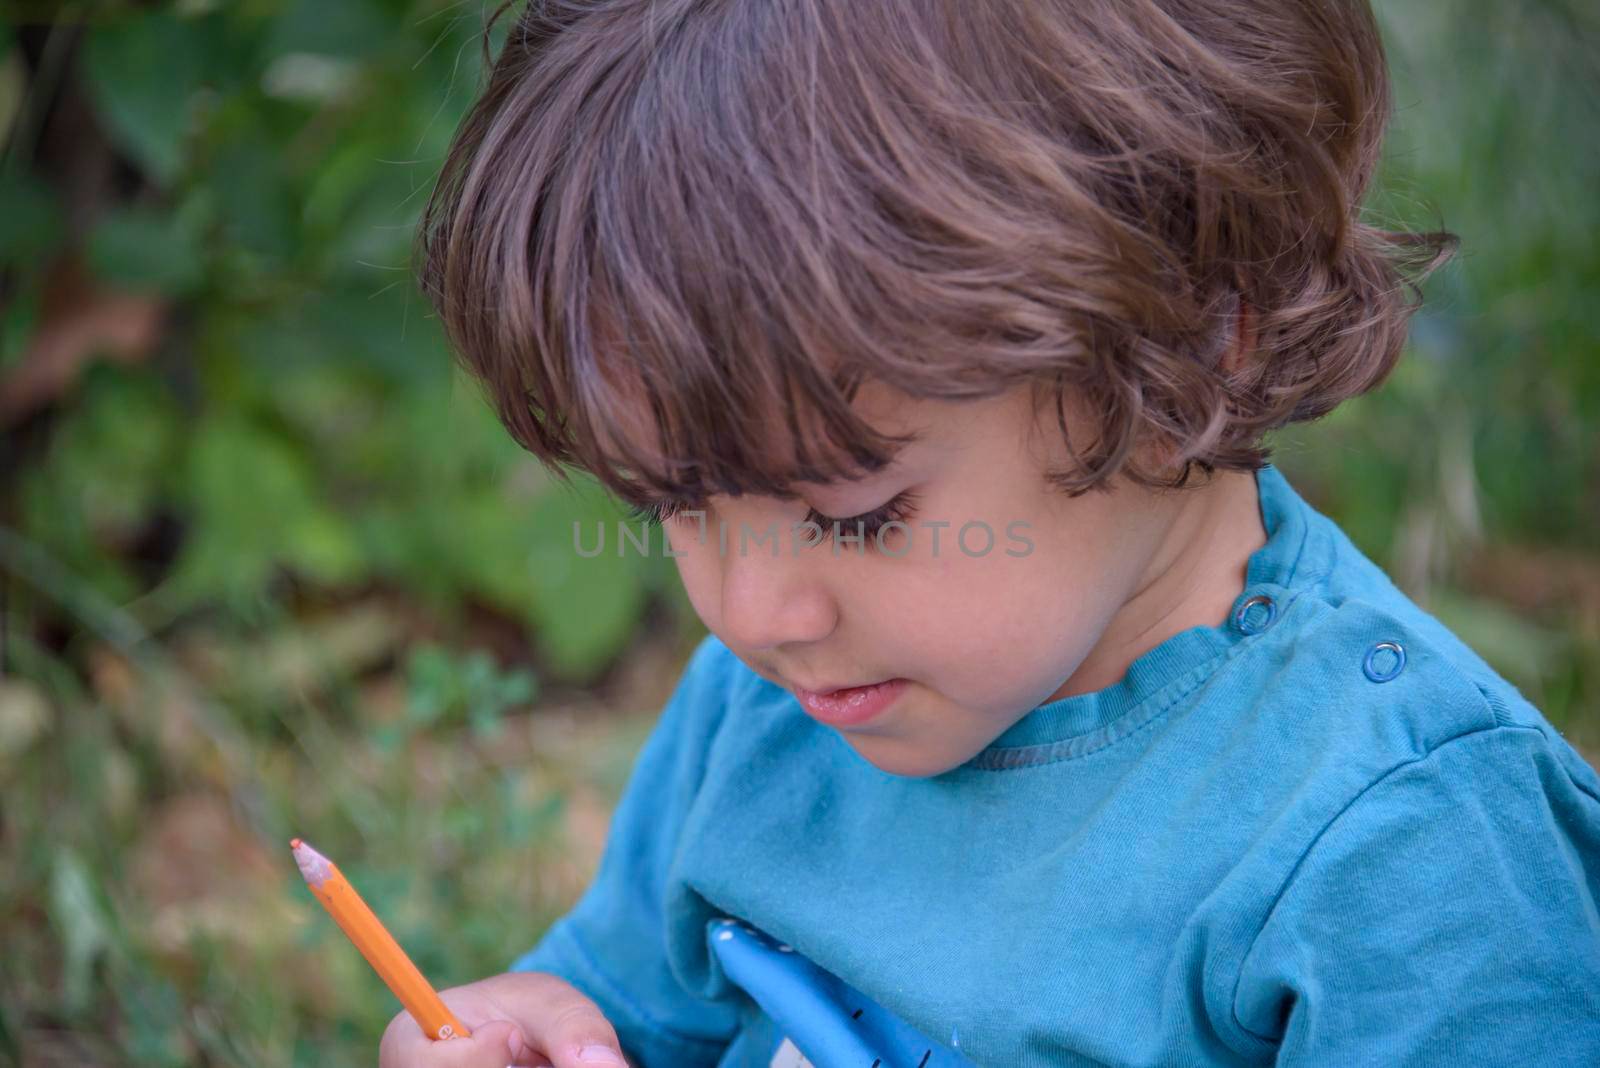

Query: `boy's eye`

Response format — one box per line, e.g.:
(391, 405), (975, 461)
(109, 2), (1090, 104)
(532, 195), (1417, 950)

(624, 498), (688, 526)
(804, 490), (920, 546)
(624, 492), (922, 550)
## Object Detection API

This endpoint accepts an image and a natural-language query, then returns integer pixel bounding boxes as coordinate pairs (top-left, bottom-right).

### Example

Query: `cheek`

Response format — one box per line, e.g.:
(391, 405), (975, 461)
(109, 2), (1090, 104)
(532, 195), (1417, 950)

(890, 547), (1110, 668)
(873, 551), (1048, 645)
(666, 528), (724, 629)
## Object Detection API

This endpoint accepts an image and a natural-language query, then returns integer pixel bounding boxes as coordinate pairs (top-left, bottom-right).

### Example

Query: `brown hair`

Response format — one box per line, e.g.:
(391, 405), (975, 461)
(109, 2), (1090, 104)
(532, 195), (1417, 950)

(415, 0), (1453, 509)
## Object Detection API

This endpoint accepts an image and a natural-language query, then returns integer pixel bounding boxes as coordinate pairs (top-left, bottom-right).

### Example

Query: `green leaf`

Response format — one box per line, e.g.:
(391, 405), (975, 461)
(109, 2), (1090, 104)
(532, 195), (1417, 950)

(17, 366), (180, 604)
(520, 479), (656, 680)
(503, 784), (565, 847)
(82, 11), (213, 183)
(0, 171), (64, 268)
(0, 992), (18, 1068)
(109, 962), (191, 1068)
(48, 850), (113, 1017)
(263, 0), (393, 61)
(0, 268), (40, 372)
(403, 643), (539, 739)
(204, 134), (299, 263)
(230, 282), (451, 389)
(405, 643), (456, 727)
(86, 204), (207, 295)
(170, 416), (361, 607)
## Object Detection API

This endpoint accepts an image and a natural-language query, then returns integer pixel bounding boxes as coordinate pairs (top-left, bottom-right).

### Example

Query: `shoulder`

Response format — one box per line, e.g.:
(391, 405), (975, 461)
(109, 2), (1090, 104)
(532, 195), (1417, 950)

(1227, 590), (1600, 973)
(1277, 593), (1495, 737)
(1213, 575), (1600, 921)
(1244, 703), (1600, 964)
(1226, 699), (1600, 1057)
(1260, 511), (1599, 799)
(1240, 587), (1495, 784)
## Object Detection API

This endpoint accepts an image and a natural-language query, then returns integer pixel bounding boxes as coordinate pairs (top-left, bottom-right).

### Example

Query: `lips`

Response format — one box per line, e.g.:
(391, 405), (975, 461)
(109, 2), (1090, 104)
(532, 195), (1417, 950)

(798, 680), (880, 697)
(792, 678), (908, 728)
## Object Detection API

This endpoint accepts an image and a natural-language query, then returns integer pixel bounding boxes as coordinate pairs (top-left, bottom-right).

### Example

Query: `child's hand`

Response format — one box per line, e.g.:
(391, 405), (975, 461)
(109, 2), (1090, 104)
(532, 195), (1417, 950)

(378, 971), (632, 1068)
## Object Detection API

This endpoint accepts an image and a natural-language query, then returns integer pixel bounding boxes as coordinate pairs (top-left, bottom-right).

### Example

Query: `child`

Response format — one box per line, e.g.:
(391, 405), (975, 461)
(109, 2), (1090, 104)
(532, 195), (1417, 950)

(383, 1), (1600, 1065)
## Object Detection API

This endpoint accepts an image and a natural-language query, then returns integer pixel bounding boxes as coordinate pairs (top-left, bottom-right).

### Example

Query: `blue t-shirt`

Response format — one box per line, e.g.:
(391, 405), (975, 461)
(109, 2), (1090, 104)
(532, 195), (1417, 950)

(511, 462), (1600, 1067)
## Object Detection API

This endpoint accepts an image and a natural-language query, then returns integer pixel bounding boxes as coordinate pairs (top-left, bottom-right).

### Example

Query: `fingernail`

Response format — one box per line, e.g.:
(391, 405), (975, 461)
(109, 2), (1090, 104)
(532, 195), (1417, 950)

(577, 1045), (625, 1064)
(506, 1032), (527, 1060)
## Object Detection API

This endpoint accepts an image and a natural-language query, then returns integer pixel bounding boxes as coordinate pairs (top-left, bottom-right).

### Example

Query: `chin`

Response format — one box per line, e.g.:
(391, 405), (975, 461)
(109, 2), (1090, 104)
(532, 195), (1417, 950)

(844, 734), (976, 779)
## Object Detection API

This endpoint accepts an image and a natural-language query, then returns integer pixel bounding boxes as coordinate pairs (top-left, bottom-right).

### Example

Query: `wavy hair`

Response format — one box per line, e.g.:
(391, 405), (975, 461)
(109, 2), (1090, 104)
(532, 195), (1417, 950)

(416, 0), (1454, 507)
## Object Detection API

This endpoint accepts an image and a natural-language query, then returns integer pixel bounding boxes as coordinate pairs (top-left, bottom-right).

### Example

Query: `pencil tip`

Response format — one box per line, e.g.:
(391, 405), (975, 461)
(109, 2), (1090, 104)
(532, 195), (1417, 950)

(292, 838), (333, 884)
(290, 837), (303, 850)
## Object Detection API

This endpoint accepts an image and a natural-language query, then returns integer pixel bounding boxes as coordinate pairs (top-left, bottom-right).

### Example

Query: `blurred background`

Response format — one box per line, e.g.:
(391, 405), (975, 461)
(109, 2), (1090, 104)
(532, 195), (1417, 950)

(0, 1), (1594, 1064)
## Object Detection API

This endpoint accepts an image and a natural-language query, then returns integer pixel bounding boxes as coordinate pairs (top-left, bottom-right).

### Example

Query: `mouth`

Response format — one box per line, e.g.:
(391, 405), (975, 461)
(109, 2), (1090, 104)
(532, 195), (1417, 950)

(792, 678), (909, 728)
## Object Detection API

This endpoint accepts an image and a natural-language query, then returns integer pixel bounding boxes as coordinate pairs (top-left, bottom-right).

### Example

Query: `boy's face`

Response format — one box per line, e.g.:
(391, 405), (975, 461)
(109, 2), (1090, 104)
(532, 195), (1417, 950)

(663, 381), (1266, 778)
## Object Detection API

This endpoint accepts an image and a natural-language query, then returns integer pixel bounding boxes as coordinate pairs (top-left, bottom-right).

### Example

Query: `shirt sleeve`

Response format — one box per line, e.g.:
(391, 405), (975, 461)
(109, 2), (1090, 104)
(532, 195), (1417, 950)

(510, 634), (743, 1068)
(1232, 724), (1600, 1065)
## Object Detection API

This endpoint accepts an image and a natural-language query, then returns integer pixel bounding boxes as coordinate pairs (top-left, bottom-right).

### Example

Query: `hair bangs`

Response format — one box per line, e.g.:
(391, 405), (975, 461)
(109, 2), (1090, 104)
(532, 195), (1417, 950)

(564, 303), (920, 513)
(420, 0), (1454, 503)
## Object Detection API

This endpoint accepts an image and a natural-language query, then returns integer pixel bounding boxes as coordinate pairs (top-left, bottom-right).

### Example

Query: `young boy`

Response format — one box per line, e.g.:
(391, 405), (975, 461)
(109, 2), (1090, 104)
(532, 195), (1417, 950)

(383, 1), (1600, 1065)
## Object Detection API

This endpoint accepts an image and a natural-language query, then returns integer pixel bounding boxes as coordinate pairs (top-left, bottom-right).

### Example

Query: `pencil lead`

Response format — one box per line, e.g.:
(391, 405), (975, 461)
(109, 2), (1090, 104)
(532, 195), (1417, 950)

(292, 839), (333, 884)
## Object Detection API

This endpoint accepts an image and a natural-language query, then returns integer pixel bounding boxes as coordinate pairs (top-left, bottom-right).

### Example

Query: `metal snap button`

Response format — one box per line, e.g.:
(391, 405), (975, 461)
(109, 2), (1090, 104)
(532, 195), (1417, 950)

(1232, 594), (1278, 635)
(1363, 641), (1406, 683)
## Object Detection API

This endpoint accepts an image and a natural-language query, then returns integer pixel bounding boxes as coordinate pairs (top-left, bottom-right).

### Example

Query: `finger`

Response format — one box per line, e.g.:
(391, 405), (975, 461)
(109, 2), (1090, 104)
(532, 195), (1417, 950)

(486, 978), (630, 1068)
(380, 1014), (529, 1068)
(451, 1019), (528, 1068)
(512, 1047), (556, 1068)
(378, 1009), (424, 1068)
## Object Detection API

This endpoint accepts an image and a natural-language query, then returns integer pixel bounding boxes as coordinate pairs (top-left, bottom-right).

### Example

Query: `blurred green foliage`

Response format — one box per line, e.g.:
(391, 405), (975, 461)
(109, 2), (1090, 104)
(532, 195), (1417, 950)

(1, 2), (696, 1064)
(4, 0), (685, 674)
(0, 1), (1595, 1065)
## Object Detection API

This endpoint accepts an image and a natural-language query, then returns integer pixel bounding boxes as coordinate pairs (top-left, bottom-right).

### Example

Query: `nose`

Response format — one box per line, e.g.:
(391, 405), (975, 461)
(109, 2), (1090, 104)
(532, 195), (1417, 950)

(717, 541), (839, 652)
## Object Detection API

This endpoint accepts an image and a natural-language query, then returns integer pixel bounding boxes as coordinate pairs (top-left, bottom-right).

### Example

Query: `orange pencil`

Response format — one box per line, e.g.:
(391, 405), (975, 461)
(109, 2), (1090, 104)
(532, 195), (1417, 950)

(291, 837), (471, 1041)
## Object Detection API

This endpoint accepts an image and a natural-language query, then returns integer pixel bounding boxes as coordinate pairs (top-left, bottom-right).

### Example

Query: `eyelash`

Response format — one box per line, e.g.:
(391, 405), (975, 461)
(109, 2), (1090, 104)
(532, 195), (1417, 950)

(625, 492), (921, 545)
(624, 499), (691, 526)
(807, 491), (920, 543)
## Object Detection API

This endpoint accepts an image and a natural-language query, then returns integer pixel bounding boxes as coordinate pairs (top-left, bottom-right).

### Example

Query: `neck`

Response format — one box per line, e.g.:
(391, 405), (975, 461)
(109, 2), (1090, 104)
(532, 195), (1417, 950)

(1048, 467), (1268, 700)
